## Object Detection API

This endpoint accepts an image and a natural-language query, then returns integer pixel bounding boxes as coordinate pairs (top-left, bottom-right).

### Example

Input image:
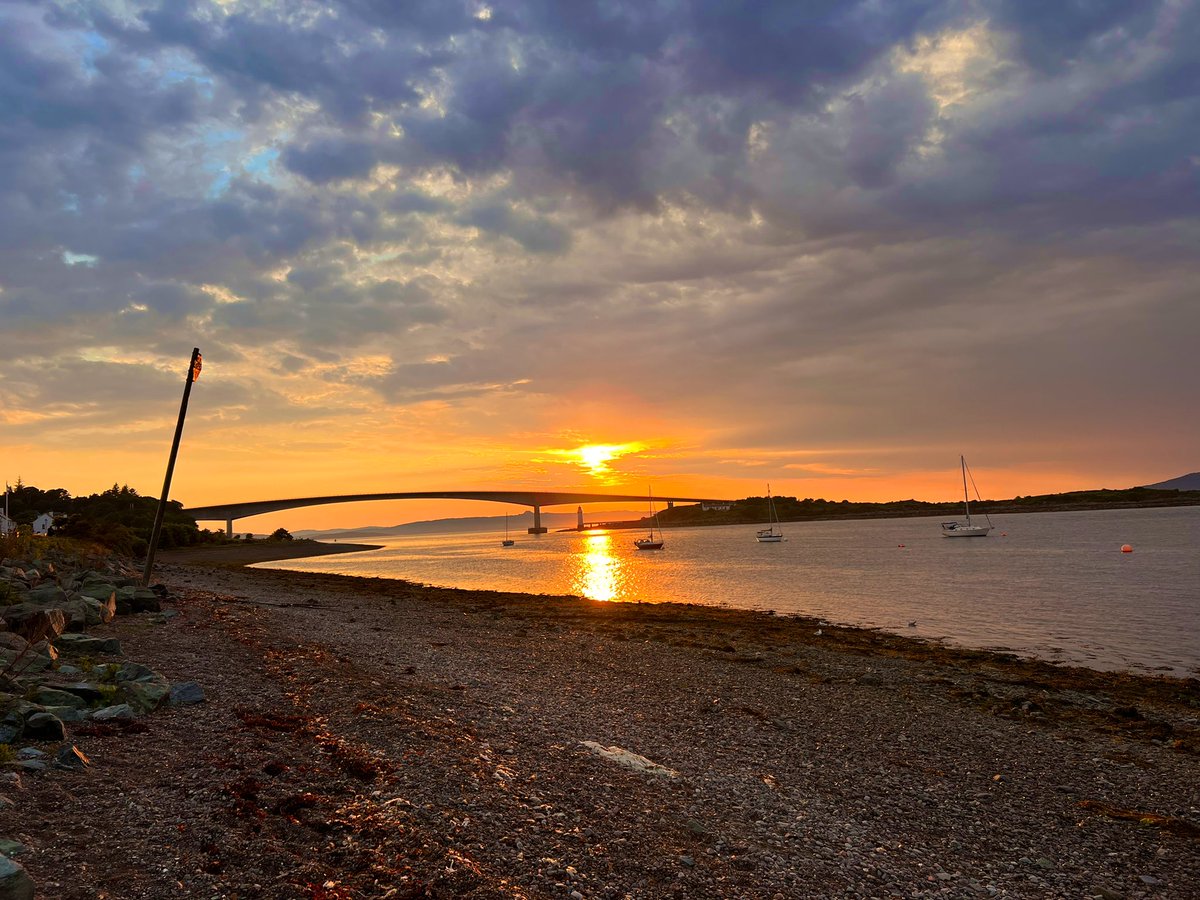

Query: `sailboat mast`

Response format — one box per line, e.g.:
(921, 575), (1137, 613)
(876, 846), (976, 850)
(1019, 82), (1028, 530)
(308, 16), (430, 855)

(960, 455), (972, 525)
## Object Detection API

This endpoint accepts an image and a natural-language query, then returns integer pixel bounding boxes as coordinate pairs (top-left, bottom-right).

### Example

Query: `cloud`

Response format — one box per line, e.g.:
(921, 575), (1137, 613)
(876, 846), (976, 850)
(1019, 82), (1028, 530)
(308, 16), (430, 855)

(1, 0), (1196, 501)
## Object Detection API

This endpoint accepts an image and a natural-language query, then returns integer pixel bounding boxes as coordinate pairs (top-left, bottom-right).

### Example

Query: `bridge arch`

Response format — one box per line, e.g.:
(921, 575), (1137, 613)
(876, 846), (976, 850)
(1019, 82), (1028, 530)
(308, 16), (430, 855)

(184, 490), (725, 536)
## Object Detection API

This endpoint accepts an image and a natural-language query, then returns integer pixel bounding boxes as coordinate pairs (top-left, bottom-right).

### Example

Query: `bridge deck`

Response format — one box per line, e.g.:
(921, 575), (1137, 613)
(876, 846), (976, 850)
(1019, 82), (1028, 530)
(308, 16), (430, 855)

(185, 490), (727, 522)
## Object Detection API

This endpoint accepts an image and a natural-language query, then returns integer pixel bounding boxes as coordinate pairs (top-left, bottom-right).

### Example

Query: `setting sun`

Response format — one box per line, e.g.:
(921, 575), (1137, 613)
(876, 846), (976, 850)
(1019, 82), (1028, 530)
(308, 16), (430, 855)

(546, 442), (648, 481)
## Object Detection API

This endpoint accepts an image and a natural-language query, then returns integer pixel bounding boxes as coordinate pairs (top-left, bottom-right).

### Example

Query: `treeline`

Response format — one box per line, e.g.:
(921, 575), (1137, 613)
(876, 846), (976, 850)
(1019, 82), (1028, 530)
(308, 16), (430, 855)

(655, 486), (1200, 528)
(5, 481), (218, 556)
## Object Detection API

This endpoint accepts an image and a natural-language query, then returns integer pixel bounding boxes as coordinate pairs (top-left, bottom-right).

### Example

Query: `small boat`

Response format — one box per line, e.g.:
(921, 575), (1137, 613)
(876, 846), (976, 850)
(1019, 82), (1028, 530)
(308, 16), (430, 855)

(756, 483), (784, 542)
(501, 514), (515, 547)
(634, 487), (665, 550)
(941, 456), (993, 538)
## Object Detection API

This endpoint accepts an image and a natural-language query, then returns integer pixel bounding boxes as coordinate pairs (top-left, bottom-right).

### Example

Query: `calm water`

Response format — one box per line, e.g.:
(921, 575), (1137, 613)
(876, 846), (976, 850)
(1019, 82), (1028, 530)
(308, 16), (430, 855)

(257, 506), (1200, 676)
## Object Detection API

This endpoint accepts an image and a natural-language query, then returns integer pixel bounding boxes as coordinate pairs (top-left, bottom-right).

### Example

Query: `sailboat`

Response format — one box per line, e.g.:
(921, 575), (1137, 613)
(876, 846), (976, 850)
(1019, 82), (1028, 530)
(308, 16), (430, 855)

(941, 456), (993, 538)
(501, 513), (515, 547)
(633, 487), (665, 550)
(756, 484), (784, 542)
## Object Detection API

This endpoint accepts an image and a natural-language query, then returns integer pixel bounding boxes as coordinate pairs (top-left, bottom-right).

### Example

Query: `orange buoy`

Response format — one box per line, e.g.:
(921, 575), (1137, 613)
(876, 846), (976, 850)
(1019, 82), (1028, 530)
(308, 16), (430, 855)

(1121, 544), (1133, 553)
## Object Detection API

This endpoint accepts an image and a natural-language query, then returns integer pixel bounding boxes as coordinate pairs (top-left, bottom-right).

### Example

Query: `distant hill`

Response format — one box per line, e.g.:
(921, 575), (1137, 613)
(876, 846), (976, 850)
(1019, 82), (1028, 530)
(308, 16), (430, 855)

(1142, 472), (1200, 491)
(295, 509), (643, 540)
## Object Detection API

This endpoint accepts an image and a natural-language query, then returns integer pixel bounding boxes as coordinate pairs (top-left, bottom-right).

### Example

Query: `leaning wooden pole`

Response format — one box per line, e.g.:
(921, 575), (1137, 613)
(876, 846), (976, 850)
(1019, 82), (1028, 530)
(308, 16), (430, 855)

(143, 347), (202, 586)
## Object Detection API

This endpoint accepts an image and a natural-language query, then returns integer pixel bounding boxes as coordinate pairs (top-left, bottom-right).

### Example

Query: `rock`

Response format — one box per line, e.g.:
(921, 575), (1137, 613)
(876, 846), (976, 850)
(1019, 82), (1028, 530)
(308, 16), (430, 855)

(22, 712), (66, 741)
(13, 748), (45, 761)
(53, 744), (91, 772)
(115, 662), (157, 682)
(54, 682), (106, 704)
(90, 704), (136, 722)
(0, 773), (20, 792)
(42, 706), (87, 723)
(52, 634), (122, 656)
(78, 583), (118, 618)
(13, 760), (47, 773)
(27, 687), (88, 710)
(0, 634), (28, 655)
(130, 589), (161, 613)
(0, 854), (35, 900)
(579, 741), (679, 779)
(120, 679), (169, 714)
(169, 681), (206, 706)
(0, 605), (67, 642)
(26, 584), (68, 606)
(0, 840), (19, 858)
(0, 711), (23, 744)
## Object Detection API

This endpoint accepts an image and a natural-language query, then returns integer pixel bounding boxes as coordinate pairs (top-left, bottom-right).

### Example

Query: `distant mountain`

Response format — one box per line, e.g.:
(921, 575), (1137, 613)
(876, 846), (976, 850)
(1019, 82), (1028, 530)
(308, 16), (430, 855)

(295, 509), (643, 540)
(1142, 472), (1200, 491)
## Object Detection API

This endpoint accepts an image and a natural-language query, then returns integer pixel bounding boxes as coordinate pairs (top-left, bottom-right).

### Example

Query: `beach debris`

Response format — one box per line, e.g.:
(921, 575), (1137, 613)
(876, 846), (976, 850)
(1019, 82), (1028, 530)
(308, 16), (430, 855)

(1121, 544), (1133, 553)
(579, 741), (679, 779)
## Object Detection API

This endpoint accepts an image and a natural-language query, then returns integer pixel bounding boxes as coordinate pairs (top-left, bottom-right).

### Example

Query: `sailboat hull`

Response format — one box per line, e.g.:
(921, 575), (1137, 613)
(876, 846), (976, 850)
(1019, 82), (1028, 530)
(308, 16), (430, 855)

(756, 532), (783, 543)
(941, 524), (991, 537)
(634, 539), (664, 550)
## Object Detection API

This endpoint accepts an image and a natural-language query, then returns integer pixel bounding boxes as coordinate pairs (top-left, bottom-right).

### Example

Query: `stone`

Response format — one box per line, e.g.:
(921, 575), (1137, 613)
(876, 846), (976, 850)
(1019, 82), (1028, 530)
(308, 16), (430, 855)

(22, 712), (66, 741)
(90, 704), (136, 722)
(13, 760), (46, 773)
(0, 605), (67, 642)
(54, 682), (106, 703)
(130, 589), (161, 613)
(42, 706), (87, 723)
(0, 854), (35, 900)
(27, 687), (88, 710)
(0, 634), (28, 655)
(52, 633), (122, 655)
(121, 679), (169, 714)
(0, 711), (23, 744)
(53, 744), (91, 772)
(26, 584), (68, 606)
(13, 748), (44, 761)
(169, 681), (206, 706)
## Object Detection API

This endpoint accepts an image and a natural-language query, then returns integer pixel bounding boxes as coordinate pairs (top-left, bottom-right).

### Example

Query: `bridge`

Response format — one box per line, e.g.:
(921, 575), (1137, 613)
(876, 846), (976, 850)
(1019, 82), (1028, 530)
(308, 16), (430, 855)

(184, 490), (727, 536)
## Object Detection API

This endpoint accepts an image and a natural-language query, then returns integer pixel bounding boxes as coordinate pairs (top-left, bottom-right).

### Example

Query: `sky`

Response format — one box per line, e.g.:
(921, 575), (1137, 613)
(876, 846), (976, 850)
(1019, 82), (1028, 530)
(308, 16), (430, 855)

(2, 0), (1197, 532)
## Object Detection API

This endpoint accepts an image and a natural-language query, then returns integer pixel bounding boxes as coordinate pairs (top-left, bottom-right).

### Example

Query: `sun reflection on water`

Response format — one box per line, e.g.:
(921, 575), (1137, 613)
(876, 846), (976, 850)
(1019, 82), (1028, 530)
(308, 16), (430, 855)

(573, 531), (627, 602)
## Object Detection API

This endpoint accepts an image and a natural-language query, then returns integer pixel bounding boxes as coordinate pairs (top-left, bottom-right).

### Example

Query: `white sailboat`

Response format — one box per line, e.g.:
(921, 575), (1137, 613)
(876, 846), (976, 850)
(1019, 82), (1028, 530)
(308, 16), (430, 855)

(501, 513), (515, 547)
(941, 456), (993, 538)
(633, 487), (665, 550)
(756, 484), (784, 542)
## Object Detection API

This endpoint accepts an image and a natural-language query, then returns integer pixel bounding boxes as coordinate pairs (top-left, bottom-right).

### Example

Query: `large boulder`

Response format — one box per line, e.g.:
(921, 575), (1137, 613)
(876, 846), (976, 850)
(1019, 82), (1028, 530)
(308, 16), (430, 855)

(116, 663), (170, 713)
(90, 703), (136, 722)
(27, 687), (87, 710)
(22, 711), (66, 741)
(77, 585), (118, 622)
(52, 633), (122, 656)
(0, 605), (66, 642)
(26, 584), (68, 607)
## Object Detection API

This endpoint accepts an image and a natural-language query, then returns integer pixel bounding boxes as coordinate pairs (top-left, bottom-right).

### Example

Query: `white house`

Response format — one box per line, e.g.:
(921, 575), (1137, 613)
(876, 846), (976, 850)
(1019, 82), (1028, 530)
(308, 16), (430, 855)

(0, 512), (14, 535)
(32, 512), (58, 535)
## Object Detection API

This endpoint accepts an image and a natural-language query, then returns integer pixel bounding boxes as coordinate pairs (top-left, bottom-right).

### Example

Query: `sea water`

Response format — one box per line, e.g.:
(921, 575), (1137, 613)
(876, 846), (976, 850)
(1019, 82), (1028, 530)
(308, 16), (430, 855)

(256, 505), (1200, 676)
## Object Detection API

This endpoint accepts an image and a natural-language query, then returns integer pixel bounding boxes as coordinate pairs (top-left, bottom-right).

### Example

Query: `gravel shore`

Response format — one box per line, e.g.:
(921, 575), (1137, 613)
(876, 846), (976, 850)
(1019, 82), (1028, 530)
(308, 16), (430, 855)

(5, 557), (1198, 899)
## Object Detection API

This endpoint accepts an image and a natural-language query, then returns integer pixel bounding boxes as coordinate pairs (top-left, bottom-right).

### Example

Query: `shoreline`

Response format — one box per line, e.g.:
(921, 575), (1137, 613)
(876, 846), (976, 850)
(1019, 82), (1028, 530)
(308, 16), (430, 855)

(155, 538), (382, 567)
(5, 560), (1198, 897)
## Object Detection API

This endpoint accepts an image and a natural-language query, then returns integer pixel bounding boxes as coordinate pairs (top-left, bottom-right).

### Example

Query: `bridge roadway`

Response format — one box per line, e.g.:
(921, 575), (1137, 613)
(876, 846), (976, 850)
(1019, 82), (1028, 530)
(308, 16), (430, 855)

(184, 490), (727, 535)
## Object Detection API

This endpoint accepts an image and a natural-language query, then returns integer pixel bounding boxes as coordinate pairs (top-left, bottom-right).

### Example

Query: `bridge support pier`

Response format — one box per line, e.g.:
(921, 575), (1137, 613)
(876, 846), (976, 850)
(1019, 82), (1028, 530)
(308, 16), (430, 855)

(226, 518), (234, 538)
(527, 504), (548, 534)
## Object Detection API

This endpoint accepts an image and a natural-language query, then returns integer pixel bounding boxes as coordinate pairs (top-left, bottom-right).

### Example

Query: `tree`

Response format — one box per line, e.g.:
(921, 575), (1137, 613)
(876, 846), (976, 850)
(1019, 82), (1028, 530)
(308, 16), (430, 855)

(269, 528), (294, 542)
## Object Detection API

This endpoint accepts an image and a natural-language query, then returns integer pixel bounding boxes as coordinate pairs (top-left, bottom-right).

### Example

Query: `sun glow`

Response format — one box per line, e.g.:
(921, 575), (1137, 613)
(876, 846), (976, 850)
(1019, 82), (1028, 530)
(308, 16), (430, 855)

(546, 442), (648, 481)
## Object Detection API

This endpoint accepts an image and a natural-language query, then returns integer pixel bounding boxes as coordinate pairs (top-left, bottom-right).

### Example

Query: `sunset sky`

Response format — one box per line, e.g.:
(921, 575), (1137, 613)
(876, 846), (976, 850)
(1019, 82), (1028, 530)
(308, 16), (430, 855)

(2, 1), (1196, 532)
